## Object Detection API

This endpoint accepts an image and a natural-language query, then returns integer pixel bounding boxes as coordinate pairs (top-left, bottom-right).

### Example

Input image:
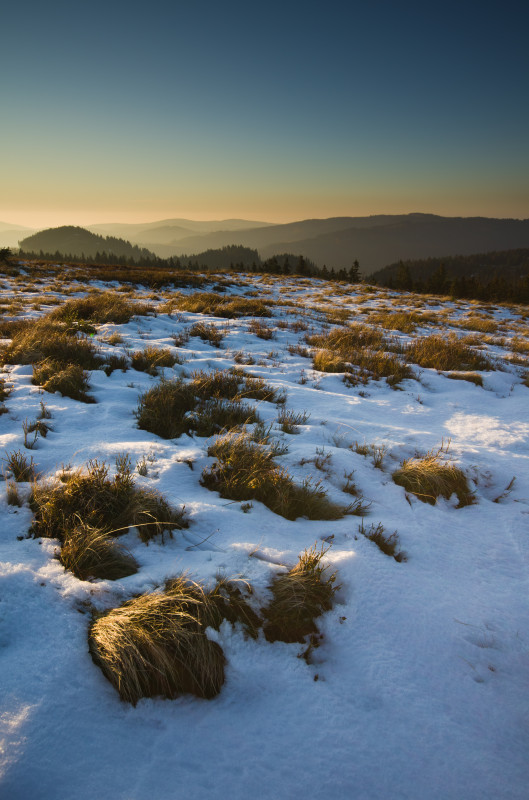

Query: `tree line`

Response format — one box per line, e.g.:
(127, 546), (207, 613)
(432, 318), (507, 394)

(371, 249), (529, 303)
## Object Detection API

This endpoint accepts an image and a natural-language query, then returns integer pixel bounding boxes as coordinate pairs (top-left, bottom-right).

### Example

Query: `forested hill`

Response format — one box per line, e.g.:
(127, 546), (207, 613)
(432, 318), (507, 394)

(18, 226), (156, 262)
(178, 245), (260, 270)
(370, 248), (529, 301)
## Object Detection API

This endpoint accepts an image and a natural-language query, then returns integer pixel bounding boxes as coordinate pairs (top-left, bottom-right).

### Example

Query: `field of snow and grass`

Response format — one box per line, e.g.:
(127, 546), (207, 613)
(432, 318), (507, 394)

(1, 263), (528, 799)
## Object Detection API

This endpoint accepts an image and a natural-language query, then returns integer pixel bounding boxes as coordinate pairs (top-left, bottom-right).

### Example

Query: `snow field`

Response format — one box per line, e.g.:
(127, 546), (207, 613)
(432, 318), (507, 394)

(0, 269), (528, 799)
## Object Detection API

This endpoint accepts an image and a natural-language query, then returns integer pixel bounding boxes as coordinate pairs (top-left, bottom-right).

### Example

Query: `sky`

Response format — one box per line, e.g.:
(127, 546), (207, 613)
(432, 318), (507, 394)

(2, 0), (529, 229)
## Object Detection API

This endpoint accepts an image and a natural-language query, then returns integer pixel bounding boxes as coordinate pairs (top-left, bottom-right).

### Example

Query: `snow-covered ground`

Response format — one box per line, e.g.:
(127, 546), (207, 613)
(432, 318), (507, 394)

(1, 268), (528, 799)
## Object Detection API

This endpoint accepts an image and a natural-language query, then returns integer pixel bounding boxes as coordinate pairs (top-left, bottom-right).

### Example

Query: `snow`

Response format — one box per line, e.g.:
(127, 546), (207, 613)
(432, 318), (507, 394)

(1, 271), (528, 799)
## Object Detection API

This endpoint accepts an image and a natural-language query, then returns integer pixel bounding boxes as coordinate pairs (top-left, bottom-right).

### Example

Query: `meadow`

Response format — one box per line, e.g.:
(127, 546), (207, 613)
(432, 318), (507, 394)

(1, 260), (528, 799)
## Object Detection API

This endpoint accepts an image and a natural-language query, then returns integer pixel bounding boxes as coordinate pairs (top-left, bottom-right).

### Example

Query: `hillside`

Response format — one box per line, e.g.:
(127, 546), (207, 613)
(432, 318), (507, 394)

(0, 220), (36, 249)
(0, 263), (527, 799)
(88, 218), (274, 248)
(99, 213), (529, 271)
(370, 248), (529, 301)
(18, 226), (157, 262)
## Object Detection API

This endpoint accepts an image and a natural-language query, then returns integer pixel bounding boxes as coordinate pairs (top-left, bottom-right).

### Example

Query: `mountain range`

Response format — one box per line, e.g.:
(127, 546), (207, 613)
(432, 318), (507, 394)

(9, 213), (529, 274)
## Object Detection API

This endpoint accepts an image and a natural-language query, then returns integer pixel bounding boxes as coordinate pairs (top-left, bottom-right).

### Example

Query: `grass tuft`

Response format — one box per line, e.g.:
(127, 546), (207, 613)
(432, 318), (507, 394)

(3, 450), (38, 482)
(131, 346), (180, 375)
(189, 322), (224, 347)
(33, 359), (94, 402)
(202, 429), (348, 521)
(49, 292), (153, 325)
(135, 370), (275, 439)
(446, 371), (483, 386)
(263, 544), (337, 643)
(392, 442), (474, 506)
(88, 578), (226, 704)
(406, 333), (492, 371)
(59, 522), (138, 580)
(177, 292), (269, 318)
(30, 458), (187, 544)
(359, 521), (406, 561)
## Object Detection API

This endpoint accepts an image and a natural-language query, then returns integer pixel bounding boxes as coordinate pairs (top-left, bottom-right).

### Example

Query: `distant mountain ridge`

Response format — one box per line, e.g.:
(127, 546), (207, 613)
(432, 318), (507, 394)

(88, 213), (529, 273)
(18, 226), (156, 262)
(12, 213), (529, 274)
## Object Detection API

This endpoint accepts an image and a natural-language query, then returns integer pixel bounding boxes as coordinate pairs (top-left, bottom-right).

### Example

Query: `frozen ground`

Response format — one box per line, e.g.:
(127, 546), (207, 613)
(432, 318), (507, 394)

(0, 268), (528, 799)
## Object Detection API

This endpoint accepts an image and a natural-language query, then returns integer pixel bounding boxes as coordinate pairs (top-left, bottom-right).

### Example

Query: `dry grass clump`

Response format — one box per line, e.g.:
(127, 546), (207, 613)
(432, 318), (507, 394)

(307, 323), (385, 352)
(1, 315), (105, 402)
(262, 544), (337, 643)
(392, 442), (474, 507)
(200, 577), (262, 639)
(350, 441), (387, 469)
(49, 291), (153, 325)
(277, 408), (310, 433)
(447, 371), (483, 386)
(191, 398), (261, 436)
(511, 337), (529, 354)
(312, 349), (349, 373)
(189, 322), (224, 347)
(136, 369), (279, 440)
(6, 481), (22, 506)
(136, 377), (196, 439)
(202, 430), (348, 521)
(359, 521), (406, 562)
(406, 333), (492, 371)
(308, 324), (411, 386)
(177, 292), (269, 318)
(104, 332), (125, 346)
(30, 458), (187, 545)
(191, 369), (241, 399)
(0, 376), (13, 402)
(3, 449), (38, 482)
(136, 376), (260, 439)
(59, 522), (138, 581)
(103, 353), (130, 376)
(367, 310), (423, 333)
(33, 359), (94, 402)
(248, 319), (275, 339)
(457, 315), (498, 333)
(131, 346), (180, 375)
(1, 318), (102, 370)
(325, 307), (350, 325)
(229, 369), (284, 403)
(88, 578), (226, 704)
(347, 351), (413, 387)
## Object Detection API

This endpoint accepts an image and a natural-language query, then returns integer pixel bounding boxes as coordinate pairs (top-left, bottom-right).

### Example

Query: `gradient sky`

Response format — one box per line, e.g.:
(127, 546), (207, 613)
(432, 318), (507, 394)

(2, 0), (528, 228)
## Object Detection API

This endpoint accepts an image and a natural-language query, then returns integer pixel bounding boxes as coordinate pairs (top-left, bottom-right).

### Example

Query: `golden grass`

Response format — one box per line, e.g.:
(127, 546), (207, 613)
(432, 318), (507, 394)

(202, 429), (348, 521)
(457, 315), (498, 333)
(308, 324), (411, 386)
(88, 577), (225, 704)
(446, 371), (483, 386)
(367, 310), (424, 333)
(59, 522), (138, 581)
(2, 318), (102, 370)
(392, 443), (473, 506)
(263, 544), (337, 643)
(30, 459), (187, 545)
(189, 322), (225, 347)
(131, 346), (180, 375)
(248, 319), (275, 339)
(307, 323), (385, 352)
(3, 450), (38, 482)
(177, 292), (269, 318)
(49, 291), (153, 324)
(33, 359), (94, 402)
(136, 369), (280, 440)
(406, 333), (492, 371)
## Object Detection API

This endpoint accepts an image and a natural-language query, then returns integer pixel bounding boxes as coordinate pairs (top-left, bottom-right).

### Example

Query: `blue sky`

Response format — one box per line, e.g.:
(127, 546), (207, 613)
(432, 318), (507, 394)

(2, 0), (528, 227)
